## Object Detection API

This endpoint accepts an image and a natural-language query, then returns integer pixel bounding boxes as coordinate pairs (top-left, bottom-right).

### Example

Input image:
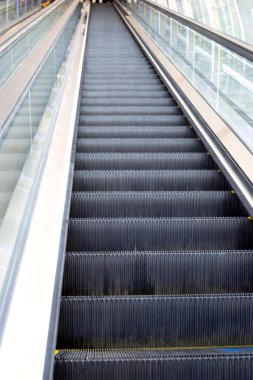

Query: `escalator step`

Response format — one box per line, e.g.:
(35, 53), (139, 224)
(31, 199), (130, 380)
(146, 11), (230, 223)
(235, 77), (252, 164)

(72, 170), (229, 191)
(75, 138), (204, 153)
(80, 97), (176, 106)
(63, 250), (253, 296)
(74, 153), (215, 170)
(54, 348), (253, 380)
(66, 217), (253, 252)
(57, 294), (253, 348)
(82, 90), (169, 98)
(85, 69), (157, 75)
(83, 78), (162, 85)
(70, 191), (244, 218)
(84, 73), (160, 79)
(79, 105), (181, 115)
(79, 115), (186, 126)
(83, 84), (165, 91)
(77, 126), (195, 138)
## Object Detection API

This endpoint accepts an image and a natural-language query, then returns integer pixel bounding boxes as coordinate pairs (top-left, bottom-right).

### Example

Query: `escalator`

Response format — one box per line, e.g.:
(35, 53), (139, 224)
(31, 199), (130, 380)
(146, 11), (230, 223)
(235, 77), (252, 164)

(54, 4), (253, 379)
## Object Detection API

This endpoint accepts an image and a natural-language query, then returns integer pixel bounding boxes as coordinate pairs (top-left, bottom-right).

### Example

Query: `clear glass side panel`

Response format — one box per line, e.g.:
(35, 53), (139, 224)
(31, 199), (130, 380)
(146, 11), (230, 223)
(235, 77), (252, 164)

(0, 0), (41, 30)
(0, 4), (80, 317)
(145, 0), (253, 47)
(124, 1), (253, 154)
(0, 0), (73, 88)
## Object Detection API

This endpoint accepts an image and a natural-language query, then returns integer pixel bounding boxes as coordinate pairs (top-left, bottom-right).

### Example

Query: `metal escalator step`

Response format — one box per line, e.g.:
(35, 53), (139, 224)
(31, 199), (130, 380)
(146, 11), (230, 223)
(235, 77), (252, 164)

(57, 294), (253, 349)
(70, 191), (244, 218)
(63, 250), (253, 296)
(77, 126), (194, 138)
(86, 54), (147, 58)
(80, 98), (176, 106)
(82, 90), (169, 98)
(54, 348), (253, 380)
(75, 138), (204, 153)
(85, 60), (150, 65)
(66, 217), (253, 252)
(83, 84), (165, 91)
(85, 68), (156, 74)
(79, 105), (181, 116)
(74, 153), (215, 170)
(86, 50), (146, 55)
(79, 115), (187, 126)
(72, 170), (229, 191)
(83, 78), (162, 85)
(84, 73), (160, 79)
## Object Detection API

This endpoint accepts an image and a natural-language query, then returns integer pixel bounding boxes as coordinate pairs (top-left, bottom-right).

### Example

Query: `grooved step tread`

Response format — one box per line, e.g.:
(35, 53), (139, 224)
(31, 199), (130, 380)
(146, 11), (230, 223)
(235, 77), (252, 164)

(74, 152), (215, 169)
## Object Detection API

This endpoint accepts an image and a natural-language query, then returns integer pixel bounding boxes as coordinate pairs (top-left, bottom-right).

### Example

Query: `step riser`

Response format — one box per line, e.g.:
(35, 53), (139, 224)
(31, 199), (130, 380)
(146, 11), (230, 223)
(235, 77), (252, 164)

(82, 91), (169, 98)
(79, 115), (187, 126)
(72, 171), (229, 191)
(63, 251), (253, 295)
(70, 192), (243, 218)
(80, 98), (175, 106)
(54, 355), (253, 380)
(79, 106), (181, 115)
(67, 218), (253, 252)
(77, 126), (195, 138)
(75, 139), (204, 153)
(58, 295), (253, 348)
(74, 153), (215, 170)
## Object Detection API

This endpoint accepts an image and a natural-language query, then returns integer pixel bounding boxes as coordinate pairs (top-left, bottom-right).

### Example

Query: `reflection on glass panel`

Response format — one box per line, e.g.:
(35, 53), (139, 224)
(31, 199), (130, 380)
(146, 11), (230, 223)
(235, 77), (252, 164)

(124, 1), (253, 153)
(195, 35), (212, 55)
(0, 4), (81, 311)
(0, 0), (73, 89)
(146, 0), (251, 46)
(0, 0), (41, 30)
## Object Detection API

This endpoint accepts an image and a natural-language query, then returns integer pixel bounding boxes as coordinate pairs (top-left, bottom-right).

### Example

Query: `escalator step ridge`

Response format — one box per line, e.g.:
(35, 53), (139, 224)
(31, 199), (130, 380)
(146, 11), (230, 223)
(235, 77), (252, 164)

(74, 152), (215, 169)
(57, 294), (253, 349)
(79, 115), (187, 126)
(75, 138), (205, 153)
(72, 170), (229, 191)
(54, 351), (253, 380)
(70, 191), (244, 217)
(63, 249), (253, 295)
(77, 126), (193, 138)
(67, 217), (253, 252)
